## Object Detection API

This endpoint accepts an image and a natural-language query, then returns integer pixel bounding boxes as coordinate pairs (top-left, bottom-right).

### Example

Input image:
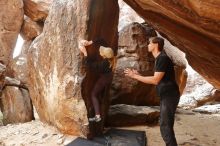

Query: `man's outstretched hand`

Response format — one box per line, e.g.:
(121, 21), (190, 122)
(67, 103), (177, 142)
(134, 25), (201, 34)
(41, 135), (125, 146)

(124, 68), (139, 78)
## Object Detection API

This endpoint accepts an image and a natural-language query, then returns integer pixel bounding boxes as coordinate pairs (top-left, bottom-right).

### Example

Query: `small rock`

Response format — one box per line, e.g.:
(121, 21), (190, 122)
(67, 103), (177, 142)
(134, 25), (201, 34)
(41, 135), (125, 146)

(62, 136), (77, 146)
(14, 131), (20, 135)
(52, 133), (58, 136)
(0, 140), (5, 146)
(42, 133), (48, 139)
(32, 131), (39, 136)
(58, 134), (64, 139)
(37, 141), (44, 144)
(19, 143), (25, 146)
(57, 138), (64, 145)
(63, 139), (72, 146)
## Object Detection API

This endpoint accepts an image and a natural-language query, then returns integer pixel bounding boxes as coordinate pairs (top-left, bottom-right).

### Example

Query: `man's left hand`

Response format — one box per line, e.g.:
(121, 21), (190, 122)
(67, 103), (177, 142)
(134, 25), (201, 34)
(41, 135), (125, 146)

(124, 68), (139, 78)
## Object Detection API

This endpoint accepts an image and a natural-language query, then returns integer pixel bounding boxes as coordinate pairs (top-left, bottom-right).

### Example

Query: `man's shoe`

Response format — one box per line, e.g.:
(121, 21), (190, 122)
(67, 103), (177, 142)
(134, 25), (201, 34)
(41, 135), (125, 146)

(89, 116), (101, 122)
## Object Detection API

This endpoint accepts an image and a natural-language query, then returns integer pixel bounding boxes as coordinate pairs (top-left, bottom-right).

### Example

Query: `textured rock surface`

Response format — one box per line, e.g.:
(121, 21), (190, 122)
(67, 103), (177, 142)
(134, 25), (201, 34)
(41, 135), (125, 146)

(0, 0), (24, 65)
(0, 87), (34, 125)
(213, 90), (220, 102)
(192, 104), (220, 114)
(124, 0), (220, 89)
(118, 0), (143, 31)
(0, 63), (6, 93)
(111, 23), (187, 105)
(20, 17), (43, 40)
(27, 0), (118, 137)
(8, 41), (32, 85)
(23, 0), (52, 21)
(179, 66), (220, 109)
(106, 104), (159, 127)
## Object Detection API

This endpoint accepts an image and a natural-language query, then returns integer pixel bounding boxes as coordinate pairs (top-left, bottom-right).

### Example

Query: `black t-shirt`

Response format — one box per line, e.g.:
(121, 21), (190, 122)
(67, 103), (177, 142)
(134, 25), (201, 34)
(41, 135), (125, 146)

(154, 51), (180, 97)
(84, 57), (112, 74)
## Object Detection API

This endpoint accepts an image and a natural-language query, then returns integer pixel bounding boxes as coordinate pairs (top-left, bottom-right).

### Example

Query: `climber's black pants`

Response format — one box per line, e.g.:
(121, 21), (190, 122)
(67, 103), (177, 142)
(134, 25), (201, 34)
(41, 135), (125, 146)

(160, 95), (180, 146)
(91, 73), (113, 115)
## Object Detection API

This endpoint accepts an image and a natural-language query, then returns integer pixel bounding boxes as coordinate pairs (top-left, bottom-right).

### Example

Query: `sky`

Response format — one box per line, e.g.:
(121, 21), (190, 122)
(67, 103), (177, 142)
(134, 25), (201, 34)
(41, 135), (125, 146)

(13, 35), (24, 58)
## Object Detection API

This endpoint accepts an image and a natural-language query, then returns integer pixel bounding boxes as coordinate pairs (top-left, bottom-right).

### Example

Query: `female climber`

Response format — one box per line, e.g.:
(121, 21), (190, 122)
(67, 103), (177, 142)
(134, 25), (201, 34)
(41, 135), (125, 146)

(78, 38), (115, 122)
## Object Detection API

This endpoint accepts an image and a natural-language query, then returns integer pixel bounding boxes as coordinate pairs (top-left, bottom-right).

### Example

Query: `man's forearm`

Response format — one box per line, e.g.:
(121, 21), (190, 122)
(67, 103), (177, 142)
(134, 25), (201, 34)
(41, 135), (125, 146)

(133, 74), (158, 85)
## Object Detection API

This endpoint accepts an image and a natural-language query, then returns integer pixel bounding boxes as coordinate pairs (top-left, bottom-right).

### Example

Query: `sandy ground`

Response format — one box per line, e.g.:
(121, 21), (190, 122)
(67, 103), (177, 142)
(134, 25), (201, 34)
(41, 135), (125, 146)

(122, 109), (220, 146)
(0, 109), (220, 146)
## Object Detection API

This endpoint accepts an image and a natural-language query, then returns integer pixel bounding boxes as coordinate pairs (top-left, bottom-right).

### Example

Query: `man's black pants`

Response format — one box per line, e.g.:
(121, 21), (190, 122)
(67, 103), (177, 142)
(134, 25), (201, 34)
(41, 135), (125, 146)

(160, 95), (180, 146)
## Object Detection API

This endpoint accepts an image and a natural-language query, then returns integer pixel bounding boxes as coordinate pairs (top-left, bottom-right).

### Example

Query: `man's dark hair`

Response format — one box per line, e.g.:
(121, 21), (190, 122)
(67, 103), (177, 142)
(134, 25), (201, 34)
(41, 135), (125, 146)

(150, 37), (164, 51)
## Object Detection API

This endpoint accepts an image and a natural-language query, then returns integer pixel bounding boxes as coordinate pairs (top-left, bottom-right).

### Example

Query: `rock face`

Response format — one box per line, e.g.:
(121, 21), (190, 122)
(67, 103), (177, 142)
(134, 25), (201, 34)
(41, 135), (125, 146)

(106, 104), (159, 127)
(118, 0), (143, 31)
(111, 22), (187, 105)
(23, 0), (52, 21)
(0, 60), (33, 124)
(8, 41), (32, 85)
(0, 63), (6, 93)
(20, 17), (43, 40)
(111, 22), (158, 105)
(0, 0), (24, 65)
(124, 0), (220, 89)
(213, 90), (220, 102)
(0, 87), (34, 125)
(179, 66), (220, 109)
(27, 0), (118, 137)
(192, 104), (220, 114)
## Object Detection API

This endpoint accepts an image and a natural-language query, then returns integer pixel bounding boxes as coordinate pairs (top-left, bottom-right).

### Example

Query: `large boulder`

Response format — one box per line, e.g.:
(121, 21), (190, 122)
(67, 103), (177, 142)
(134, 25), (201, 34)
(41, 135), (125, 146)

(20, 17), (43, 40)
(111, 22), (187, 105)
(123, 0), (220, 89)
(0, 0), (24, 65)
(0, 86), (34, 125)
(8, 41), (32, 85)
(1, 40), (32, 128)
(213, 90), (220, 102)
(179, 67), (220, 109)
(118, 0), (143, 31)
(27, 0), (119, 137)
(23, 0), (52, 21)
(106, 104), (159, 127)
(0, 63), (6, 93)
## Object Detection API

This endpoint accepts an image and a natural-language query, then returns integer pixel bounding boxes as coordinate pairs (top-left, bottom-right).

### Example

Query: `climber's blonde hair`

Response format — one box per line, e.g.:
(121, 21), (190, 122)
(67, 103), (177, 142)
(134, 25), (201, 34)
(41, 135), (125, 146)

(99, 46), (116, 70)
(99, 46), (114, 59)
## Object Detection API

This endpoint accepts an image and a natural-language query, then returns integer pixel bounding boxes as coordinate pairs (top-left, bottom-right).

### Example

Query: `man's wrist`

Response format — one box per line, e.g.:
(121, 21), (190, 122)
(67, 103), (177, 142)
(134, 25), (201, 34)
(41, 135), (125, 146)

(133, 74), (138, 79)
